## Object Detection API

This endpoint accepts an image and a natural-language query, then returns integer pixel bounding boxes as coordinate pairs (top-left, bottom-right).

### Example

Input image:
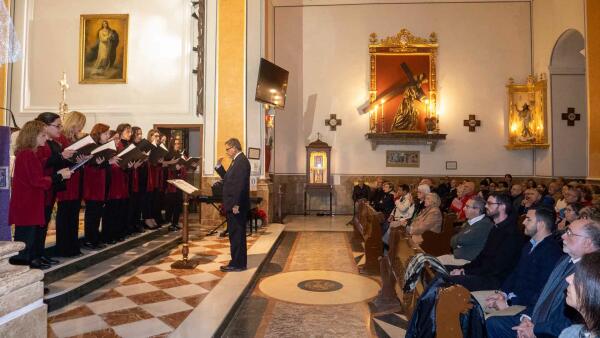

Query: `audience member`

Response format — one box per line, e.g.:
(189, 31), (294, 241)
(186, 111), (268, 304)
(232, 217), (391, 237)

(482, 206), (563, 313)
(557, 202), (584, 231)
(390, 184), (414, 223)
(450, 181), (476, 220)
(374, 181), (395, 220)
(406, 192), (442, 245)
(560, 252), (600, 338)
(504, 174), (513, 188)
(510, 184), (524, 214)
(557, 185), (582, 220)
(487, 218), (600, 338)
(352, 177), (371, 202)
(411, 184), (430, 221)
(369, 176), (384, 208)
(447, 193), (523, 291)
(438, 196), (493, 265)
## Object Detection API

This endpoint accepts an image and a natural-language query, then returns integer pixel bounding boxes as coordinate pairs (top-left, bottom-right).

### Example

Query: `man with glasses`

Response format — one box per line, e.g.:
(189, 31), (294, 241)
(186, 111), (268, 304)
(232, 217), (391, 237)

(486, 218), (600, 338)
(447, 193), (523, 291)
(215, 138), (251, 272)
(474, 206), (562, 318)
(438, 196), (494, 266)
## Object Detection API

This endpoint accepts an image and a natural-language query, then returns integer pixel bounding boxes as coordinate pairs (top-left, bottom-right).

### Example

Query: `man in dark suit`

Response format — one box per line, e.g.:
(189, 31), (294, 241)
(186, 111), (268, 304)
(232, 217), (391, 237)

(486, 218), (600, 338)
(482, 206), (563, 312)
(447, 193), (524, 291)
(215, 138), (251, 272)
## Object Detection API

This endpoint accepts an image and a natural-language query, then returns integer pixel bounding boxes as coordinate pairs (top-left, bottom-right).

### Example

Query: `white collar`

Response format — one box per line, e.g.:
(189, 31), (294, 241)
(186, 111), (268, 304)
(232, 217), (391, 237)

(233, 152), (241, 160)
(467, 214), (486, 226)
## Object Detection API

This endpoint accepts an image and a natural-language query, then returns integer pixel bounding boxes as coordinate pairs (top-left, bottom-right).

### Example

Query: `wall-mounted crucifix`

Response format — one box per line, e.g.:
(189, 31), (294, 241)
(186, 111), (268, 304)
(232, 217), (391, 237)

(463, 114), (481, 132)
(561, 107), (580, 126)
(325, 114), (342, 131)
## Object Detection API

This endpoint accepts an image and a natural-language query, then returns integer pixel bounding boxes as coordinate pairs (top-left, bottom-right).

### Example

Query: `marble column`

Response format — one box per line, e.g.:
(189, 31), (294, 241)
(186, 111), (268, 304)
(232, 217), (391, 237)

(587, 0), (600, 179)
(257, 179), (273, 223)
(0, 241), (46, 338)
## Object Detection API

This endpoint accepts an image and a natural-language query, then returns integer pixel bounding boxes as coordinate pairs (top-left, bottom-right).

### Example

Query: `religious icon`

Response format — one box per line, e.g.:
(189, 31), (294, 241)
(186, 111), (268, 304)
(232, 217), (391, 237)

(79, 14), (128, 84)
(505, 75), (549, 149)
(364, 29), (438, 134)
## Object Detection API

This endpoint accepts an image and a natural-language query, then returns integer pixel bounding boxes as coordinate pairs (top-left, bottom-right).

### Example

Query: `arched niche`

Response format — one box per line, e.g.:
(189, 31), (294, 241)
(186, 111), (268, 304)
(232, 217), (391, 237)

(550, 29), (587, 177)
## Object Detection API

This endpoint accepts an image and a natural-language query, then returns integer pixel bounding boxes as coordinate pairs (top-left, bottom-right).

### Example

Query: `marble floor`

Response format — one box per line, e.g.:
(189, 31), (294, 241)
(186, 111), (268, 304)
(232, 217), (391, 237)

(222, 216), (391, 338)
(46, 223), (283, 338)
(45, 216), (409, 337)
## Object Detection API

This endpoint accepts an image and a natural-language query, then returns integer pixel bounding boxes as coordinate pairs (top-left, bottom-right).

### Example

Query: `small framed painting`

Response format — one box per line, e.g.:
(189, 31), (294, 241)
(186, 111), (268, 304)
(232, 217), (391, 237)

(247, 147), (261, 160)
(386, 150), (420, 168)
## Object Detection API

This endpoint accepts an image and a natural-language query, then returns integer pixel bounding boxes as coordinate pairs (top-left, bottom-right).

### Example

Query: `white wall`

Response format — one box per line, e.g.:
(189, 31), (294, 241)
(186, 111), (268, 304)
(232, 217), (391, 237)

(273, 1), (533, 176)
(531, 0), (586, 176)
(10, 0), (199, 134)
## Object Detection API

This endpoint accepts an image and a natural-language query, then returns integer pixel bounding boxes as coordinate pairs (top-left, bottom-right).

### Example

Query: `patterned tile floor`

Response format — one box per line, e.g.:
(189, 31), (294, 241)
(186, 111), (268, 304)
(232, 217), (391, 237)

(47, 228), (262, 338)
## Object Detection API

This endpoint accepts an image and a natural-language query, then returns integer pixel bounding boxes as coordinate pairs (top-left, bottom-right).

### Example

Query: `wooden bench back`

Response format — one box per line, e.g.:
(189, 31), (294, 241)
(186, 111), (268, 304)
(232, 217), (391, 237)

(352, 200), (383, 274)
(420, 213), (458, 256)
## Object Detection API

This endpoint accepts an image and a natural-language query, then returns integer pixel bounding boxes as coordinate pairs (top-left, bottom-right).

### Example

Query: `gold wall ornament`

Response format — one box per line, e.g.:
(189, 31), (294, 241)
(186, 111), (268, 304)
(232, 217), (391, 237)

(505, 74), (549, 150)
(364, 29), (439, 135)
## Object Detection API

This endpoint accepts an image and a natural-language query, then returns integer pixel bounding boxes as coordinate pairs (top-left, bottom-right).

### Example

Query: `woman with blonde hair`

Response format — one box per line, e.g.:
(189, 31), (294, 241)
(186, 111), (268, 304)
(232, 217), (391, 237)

(406, 192), (443, 245)
(9, 120), (71, 269)
(55, 111), (88, 257)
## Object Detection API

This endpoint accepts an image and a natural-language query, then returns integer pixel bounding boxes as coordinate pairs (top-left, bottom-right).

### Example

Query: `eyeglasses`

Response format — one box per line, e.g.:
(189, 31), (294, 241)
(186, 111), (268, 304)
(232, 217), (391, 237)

(486, 202), (501, 206)
(226, 147), (233, 151)
(49, 124), (62, 129)
(565, 227), (589, 239)
(464, 204), (477, 209)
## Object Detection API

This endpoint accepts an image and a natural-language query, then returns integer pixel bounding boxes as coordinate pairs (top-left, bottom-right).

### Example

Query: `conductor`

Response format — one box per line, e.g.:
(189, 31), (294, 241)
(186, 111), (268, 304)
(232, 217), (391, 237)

(215, 138), (251, 272)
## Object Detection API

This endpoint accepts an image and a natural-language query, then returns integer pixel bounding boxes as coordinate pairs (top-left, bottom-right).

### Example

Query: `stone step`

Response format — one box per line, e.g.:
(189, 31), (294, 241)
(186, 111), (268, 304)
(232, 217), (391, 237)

(44, 228), (172, 285)
(44, 230), (181, 312)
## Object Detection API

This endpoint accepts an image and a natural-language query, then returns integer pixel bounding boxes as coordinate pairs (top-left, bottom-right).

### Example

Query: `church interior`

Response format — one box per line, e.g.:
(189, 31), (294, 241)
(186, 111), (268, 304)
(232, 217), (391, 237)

(0, 0), (599, 337)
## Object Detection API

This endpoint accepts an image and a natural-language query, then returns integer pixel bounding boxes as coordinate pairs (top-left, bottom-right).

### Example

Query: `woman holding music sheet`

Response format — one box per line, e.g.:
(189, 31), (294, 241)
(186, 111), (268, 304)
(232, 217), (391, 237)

(164, 137), (186, 231)
(82, 123), (115, 249)
(149, 129), (165, 229)
(34, 112), (74, 266)
(54, 111), (88, 257)
(154, 133), (168, 225)
(142, 129), (161, 230)
(127, 126), (146, 235)
(104, 123), (133, 244)
(9, 121), (72, 269)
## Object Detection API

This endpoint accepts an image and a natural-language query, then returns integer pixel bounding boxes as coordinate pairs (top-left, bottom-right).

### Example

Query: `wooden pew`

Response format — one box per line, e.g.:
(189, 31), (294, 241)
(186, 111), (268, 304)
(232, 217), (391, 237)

(369, 225), (472, 337)
(420, 213), (458, 256)
(352, 200), (383, 275)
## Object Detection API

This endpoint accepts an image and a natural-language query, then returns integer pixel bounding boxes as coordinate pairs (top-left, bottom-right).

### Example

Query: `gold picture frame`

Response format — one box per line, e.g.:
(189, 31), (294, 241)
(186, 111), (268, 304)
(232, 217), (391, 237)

(505, 74), (549, 149)
(366, 29), (438, 134)
(386, 150), (420, 168)
(79, 14), (128, 84)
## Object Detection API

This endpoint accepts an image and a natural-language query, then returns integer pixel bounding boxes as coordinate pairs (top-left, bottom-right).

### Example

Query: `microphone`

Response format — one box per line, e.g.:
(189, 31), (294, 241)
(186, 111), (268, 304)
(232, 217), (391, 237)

(0, 107), (20, 132)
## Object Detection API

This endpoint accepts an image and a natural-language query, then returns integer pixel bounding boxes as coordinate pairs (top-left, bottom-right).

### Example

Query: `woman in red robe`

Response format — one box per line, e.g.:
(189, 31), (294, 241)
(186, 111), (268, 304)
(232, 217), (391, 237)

(9, 121), (71, 269)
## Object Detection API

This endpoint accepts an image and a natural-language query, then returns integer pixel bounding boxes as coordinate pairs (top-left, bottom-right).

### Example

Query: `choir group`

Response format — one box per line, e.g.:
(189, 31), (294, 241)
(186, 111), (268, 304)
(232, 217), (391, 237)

(8, 111), (199, 270)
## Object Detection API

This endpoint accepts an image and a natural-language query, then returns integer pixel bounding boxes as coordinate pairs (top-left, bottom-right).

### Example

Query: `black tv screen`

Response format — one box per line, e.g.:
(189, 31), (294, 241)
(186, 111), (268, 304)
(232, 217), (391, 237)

(255, 58), (289, 108)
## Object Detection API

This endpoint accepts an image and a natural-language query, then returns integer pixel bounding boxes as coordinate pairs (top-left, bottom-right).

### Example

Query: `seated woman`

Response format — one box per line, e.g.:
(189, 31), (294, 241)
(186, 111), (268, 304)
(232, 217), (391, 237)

(556, 202), (584, 231)
(561, 252), (600, 338)
(391, 184), (414, 224)
(406, 192), (443, 245)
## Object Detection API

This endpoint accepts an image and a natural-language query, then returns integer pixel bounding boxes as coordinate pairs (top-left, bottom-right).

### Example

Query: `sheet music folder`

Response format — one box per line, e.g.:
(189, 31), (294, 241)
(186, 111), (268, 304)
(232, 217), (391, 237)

(167, 179), (199, 195)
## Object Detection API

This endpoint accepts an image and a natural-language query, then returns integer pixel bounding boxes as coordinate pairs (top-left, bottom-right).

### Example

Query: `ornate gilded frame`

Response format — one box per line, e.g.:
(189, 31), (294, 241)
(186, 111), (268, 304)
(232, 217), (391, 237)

(79, 14), (129, 84)
(367, 29), (438, 134)
(505, 74), (549, 149)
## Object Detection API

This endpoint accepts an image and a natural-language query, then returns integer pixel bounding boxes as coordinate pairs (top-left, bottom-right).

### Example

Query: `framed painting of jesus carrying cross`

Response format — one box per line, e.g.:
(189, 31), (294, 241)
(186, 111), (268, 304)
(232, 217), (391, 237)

(365, 29), (438, 134)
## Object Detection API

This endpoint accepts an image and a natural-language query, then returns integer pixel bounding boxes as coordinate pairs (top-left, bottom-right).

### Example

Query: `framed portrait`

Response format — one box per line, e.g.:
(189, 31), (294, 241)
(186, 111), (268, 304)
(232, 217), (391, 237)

(247, 147), (261, 160)
(79, 14), (129, 84)
(365, 29), (438, 134)
(0, 166), (8, 190)
(386, 150), (420, 168)
(505, 75), (549, 149)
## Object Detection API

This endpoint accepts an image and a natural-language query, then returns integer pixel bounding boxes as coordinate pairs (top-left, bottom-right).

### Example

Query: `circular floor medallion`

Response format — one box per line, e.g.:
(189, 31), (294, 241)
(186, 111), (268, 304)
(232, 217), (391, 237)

(259, 270), (380, 305)
(297, 279), (344, 292)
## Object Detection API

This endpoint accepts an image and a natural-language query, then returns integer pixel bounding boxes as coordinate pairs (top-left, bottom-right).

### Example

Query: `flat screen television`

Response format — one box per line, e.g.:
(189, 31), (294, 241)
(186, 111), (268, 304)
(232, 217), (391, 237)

(255, 58), (289, 109)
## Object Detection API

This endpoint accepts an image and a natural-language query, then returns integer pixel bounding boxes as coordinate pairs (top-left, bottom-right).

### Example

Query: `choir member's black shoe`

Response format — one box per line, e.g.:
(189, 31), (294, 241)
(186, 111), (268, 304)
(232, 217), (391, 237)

(29, 259), (51, 270)
(96, 243), (107, 249)
(40, 256), (59, 265)
(219, 265), (246, 272)
(107, 240), (117, 245)
(168, 225), (180, 231)
(82, 241), (96, 250)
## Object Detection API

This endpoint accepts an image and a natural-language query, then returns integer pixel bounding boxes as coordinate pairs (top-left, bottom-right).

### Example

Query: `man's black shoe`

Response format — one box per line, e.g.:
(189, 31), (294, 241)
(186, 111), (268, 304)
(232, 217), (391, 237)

(220, 265), (246, 272)
(40, 256), (59, 265)
(30, 259), (51, 270)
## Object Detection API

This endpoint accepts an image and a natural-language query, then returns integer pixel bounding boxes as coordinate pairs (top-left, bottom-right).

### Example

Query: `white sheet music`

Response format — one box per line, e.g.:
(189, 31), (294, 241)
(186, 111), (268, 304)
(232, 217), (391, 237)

(167, 179), (199, 195)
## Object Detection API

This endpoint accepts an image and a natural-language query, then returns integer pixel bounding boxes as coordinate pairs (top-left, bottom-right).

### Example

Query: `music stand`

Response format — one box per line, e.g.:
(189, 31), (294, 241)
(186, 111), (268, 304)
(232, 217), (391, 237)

(167, 179), (200, 269)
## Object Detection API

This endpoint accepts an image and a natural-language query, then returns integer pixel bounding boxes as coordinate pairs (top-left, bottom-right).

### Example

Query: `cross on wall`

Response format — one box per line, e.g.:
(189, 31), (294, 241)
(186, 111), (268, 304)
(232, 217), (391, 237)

(561, 107), (581, 126)
(325, 114), (342, 131)
(463, 115), (481, 132)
